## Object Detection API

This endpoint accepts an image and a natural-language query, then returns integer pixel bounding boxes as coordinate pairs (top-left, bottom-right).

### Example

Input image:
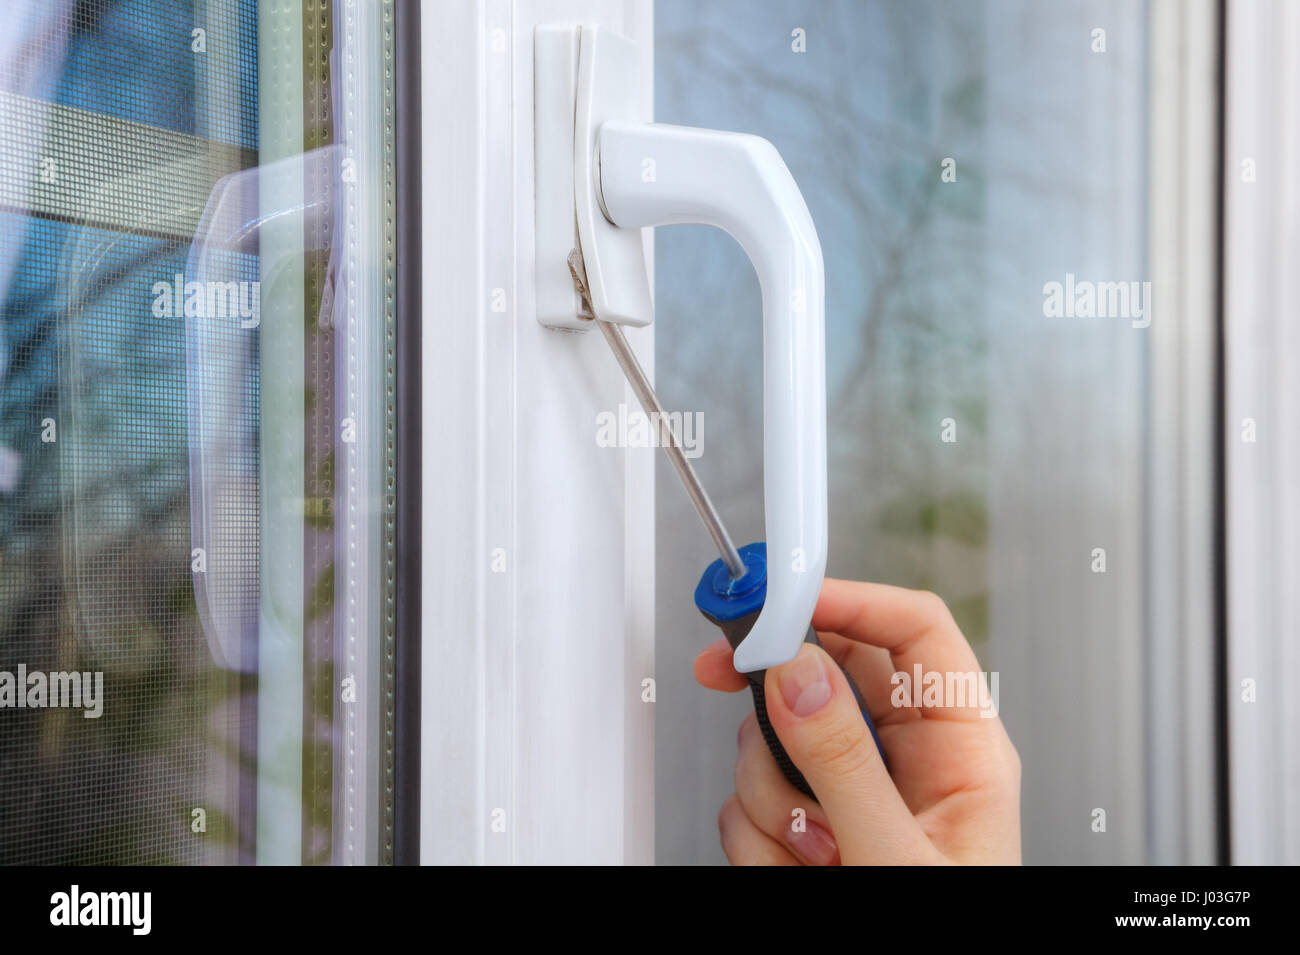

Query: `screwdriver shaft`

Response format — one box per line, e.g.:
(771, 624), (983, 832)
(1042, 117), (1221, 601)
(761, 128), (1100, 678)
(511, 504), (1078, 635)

(567, 248), (746, 580)
(597, 320), (747, 580)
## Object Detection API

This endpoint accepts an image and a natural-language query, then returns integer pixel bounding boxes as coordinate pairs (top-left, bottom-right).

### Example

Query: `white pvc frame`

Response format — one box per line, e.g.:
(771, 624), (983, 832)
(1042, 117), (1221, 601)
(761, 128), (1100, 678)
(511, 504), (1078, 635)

(418, 0), (655, 865)
(1145, 0), (1220, 866)
(1223, 0), (1300, 866)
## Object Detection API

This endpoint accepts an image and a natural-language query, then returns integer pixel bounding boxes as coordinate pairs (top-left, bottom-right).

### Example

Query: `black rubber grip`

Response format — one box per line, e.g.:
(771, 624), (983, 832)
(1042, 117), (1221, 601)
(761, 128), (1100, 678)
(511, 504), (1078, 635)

(712, 612), (882, 800)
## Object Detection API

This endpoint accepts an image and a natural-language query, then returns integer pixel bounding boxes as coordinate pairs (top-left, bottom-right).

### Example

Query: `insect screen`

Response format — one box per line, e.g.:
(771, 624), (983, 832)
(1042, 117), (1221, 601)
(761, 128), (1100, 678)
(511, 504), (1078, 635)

(0, 0), (397, 866)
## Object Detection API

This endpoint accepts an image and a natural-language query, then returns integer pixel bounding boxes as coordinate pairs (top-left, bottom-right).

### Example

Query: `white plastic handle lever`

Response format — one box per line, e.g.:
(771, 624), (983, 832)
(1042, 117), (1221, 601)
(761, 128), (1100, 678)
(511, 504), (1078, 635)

(596, 120), (828, 673)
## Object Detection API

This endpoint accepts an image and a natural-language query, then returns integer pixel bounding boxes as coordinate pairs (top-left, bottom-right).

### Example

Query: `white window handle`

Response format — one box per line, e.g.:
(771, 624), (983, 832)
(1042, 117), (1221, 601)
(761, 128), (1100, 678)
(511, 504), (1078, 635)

(534, 23), (827, 672)
(592, 120), (828, 672)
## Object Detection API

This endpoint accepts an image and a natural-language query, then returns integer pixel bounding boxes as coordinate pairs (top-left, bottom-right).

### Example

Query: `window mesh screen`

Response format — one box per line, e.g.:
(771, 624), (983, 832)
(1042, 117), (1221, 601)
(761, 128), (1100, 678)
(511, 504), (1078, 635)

(0, 0), (398, 867)
(0, 0), (258, 865)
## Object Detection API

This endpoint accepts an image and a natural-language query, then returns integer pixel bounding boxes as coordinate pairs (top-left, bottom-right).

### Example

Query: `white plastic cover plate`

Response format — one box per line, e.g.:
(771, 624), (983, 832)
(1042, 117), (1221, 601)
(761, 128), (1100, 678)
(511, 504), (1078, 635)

(535, 24), (651, 330)
(533, 24), (587, 330)
(573, 25), (653, 328)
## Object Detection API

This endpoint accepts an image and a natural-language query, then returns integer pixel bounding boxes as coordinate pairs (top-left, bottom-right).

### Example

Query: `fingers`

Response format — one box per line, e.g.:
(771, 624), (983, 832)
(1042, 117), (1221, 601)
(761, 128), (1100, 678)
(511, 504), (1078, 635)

(813, 578), (988, 720)
(895, 718), (1024, 864)
(732, 713), (841, 865)
(693, 637), (748, 692)
(717, 794), (801, 865)
(814, 629), (919, 728)
(700, 579), (991, 715)
(764, 643), (940, 864)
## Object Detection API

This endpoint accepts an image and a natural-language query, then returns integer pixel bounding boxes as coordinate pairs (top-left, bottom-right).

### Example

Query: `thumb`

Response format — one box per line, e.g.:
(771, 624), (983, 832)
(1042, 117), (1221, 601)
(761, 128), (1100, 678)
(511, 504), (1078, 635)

(764, 643), (936, 864)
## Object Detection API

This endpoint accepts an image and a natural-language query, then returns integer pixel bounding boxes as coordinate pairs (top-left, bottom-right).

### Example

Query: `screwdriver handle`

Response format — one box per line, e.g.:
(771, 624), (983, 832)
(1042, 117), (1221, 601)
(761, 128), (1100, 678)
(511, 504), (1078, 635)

(712, 613), (884, 799)
(695, 542), (885, 801)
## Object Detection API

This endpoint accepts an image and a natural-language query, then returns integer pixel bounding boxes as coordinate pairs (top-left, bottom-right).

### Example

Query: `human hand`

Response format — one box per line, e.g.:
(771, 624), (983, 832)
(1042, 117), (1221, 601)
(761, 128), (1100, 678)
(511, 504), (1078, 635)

(694, 578), (1021, 865)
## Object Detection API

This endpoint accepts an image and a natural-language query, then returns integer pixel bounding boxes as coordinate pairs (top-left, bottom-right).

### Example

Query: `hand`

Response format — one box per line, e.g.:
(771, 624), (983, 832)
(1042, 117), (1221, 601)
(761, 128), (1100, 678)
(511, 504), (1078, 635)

(694, 578), (1021, 865)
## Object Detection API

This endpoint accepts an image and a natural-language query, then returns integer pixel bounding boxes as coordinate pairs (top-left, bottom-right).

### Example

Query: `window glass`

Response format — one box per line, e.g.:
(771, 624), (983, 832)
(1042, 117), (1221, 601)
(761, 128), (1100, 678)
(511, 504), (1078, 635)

(0, 0), (396, 865)
(654, 0), (1155, 864)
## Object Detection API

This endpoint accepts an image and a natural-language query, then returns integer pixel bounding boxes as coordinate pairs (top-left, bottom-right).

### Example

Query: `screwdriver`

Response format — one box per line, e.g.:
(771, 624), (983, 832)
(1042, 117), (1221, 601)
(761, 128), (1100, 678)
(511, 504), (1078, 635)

(568, 251), (884, 799)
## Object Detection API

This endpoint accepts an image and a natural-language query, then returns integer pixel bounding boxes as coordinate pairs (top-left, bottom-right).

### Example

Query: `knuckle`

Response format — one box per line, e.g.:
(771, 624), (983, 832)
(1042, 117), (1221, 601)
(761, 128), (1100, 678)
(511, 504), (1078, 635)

(976, 732), (1022, 801)
(717, 796), (749, 863)
(802, 720), (876, 780)
(717, 794), (739, 836)
(1004, 738), (1022, 785)
(914, 589), (953, 627)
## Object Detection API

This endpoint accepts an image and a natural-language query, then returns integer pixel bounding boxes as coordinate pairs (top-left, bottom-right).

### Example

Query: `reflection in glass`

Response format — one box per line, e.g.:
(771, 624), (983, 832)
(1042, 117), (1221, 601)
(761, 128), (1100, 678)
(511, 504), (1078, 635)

(0, 0), (395, 865)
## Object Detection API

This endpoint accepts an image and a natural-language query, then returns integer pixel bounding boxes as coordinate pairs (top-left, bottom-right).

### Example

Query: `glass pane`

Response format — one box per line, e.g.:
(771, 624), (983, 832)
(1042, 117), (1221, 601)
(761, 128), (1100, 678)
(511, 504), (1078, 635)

(0, 0), (397, 865)
(654, 0), (1158, 864)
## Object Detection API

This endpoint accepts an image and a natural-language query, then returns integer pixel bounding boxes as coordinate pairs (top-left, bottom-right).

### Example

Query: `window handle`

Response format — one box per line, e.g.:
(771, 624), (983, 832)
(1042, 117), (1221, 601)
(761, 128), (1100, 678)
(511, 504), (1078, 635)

(536, 24), (826, 672)
(594, 119), (828, 672)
